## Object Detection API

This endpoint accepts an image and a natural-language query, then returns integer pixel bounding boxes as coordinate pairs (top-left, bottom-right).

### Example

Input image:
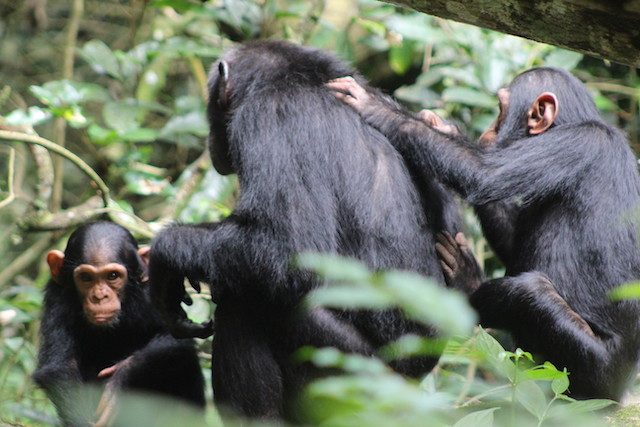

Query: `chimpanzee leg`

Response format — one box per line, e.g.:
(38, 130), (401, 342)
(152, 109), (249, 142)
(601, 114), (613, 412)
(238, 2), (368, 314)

(212, 299), (284, 419)
(437, 232), (635, 399)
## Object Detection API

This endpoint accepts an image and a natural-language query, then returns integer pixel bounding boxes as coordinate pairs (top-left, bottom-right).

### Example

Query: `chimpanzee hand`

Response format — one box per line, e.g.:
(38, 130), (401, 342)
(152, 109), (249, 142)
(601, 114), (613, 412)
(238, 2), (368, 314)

(435, 232), (484, 295)
(416, 110), (462, 137)
(326, 76), (372, 111)
(326, 76), (395, 125)
(97, 356), (133, 380)
(152, 274), (214, 339)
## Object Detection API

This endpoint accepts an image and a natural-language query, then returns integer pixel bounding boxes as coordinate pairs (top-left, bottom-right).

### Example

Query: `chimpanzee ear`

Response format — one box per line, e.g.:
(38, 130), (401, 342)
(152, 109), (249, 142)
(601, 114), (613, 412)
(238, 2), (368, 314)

(527, 92), (558, 135)
(138, 246), (150, 283)
(46, 250), (65, 283)
(217, 60), (230, 109)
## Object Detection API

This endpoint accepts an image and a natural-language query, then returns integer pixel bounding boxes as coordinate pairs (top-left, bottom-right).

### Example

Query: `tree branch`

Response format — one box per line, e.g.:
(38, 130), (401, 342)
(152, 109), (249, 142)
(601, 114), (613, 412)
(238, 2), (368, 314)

(50, 0), (84, 212)
(0, 130), (111, 206)
(0, 147), (16, 209)
(0, 233), (53, 289)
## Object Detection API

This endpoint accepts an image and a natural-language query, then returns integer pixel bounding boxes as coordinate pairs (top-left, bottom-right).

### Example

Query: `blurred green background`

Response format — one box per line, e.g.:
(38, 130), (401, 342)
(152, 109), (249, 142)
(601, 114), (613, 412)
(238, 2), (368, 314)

(1, 0), (639, 425)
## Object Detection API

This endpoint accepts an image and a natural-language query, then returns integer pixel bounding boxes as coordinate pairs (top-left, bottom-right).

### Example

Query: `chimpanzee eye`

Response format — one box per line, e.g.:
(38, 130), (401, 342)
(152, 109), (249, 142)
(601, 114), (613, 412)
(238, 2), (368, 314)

(79, 272), (93, 282)
(107, 271), (119, 281)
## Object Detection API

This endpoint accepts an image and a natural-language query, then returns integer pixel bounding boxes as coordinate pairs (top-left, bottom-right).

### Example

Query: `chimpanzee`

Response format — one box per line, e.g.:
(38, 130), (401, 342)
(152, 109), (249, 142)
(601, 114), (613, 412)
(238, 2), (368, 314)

(327, 67), (640, 400)
(148, 40), (461, 419)
(34, 221), (205, 425)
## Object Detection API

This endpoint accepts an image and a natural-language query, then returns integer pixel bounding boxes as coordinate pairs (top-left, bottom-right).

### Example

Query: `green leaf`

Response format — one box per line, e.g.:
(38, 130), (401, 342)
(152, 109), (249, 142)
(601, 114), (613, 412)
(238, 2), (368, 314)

(80, 40), (122, 80)
(442, 87), (495, 109)
(296, 253), (371, 283)
(395, 84), (439, 108)
(356, 18), (386, 37)
(159, 111), (209, 139)
(546, 399), (616, 418)
(524, 362), (566, 381)
(380, 335), (449, 360)
(121, 128), (159, 143)
(552, 373), (570, 395)
(150, 0), (205, 13)
(515, 380), (547, 419)
(545, 49), (583, 70)
(5, 107), (52, 126)
(306, 285), (392, 310)
(381, 271), (476, 336)
(453, 407), (499, 427)
(389, 40), (415, 75)
(609, 282), (640, 301)
(475, 328), (515, 380)
(103, 100), (142, 134)
(29, 80), (108, 107)
(87, 124), (118, 146)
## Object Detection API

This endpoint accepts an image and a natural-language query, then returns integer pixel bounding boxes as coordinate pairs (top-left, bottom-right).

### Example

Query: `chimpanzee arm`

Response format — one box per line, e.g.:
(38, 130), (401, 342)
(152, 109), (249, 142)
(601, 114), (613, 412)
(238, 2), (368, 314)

(33, 284), (84, 423)
(149, 219), (298, 338)
(473, 201), (517, 264)
(373, 112), (605, 206)
(329, 79), (606, 206)
(149, 222), (225, 338)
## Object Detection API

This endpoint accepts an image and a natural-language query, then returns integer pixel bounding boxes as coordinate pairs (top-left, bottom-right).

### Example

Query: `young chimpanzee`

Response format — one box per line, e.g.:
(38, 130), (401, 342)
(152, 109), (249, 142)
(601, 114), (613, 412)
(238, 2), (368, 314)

(328, 68), (640, 400)
(34, 221), (205, 425)
(149, 40), (461, 419)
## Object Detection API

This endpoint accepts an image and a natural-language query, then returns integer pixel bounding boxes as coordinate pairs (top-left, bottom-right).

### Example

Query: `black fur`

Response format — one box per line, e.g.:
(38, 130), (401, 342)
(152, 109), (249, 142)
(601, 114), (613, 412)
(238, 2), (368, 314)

(149, 40), (461, 419)
(34, 222), (205, 425)
(355, 67), (640, 400)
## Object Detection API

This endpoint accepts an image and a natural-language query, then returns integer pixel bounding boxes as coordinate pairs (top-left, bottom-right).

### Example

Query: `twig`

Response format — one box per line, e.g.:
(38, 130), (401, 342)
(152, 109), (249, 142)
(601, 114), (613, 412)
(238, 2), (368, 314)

(160, 150), (210, 220)
(0, 131), (154, 238)
(50, 0), (84, 212)
(29, 143), (54, 209)
(0, 234), (53, 289)
(0, 147), (16, 209)
(20, 196), (103, 231)
(187, 57), (209, 101)
(0, 130), (111, 206)
(586, 81), (638, 97)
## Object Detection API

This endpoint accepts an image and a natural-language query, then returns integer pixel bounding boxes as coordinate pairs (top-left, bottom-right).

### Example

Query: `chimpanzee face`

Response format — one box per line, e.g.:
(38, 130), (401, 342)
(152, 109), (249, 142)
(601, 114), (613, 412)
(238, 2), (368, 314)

(46, 241), (149, 327)
(72, 258), (127, 326)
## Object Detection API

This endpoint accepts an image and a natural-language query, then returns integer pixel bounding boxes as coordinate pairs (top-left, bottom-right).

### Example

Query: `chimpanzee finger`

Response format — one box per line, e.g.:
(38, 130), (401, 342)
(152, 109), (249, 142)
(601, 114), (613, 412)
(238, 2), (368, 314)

(97, 365), (117, 379)
(170, 318), (214, 339)
(435, 242), (457, 270)
(439, 260), (454, 280)
(455, 232), (470, 248)
(436, 232), (457, 253)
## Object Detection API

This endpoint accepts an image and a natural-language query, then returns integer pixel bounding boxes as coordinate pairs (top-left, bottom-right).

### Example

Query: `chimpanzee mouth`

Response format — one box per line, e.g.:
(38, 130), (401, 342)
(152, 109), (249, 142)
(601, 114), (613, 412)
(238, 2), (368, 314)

(87, 311), (120, 327)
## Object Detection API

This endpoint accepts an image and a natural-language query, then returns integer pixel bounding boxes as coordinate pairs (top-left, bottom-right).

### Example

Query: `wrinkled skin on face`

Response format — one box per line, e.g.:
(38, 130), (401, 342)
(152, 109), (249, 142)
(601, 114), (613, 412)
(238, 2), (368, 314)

(47, 244), (148, 327)
(73, 262), (127, 326)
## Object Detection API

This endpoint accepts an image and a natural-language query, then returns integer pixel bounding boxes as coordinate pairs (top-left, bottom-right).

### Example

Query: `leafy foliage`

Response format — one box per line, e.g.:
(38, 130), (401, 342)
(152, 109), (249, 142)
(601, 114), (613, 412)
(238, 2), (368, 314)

(1, 0), (639, 425)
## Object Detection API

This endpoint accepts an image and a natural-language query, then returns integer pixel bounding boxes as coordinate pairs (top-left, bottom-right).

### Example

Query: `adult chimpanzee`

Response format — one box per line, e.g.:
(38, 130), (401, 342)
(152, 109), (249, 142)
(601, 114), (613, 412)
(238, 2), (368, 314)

(148, 40), (461, 419)
(34, 222), (205, 425)
(328, 67), (640, 400)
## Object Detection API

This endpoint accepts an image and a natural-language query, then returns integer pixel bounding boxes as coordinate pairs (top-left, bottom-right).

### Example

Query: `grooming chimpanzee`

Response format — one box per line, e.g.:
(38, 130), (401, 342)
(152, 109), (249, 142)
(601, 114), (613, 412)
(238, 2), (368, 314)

(149, 40), (461, 419)
(34, 222), (205, 425)
(328, 67), (640, 400)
